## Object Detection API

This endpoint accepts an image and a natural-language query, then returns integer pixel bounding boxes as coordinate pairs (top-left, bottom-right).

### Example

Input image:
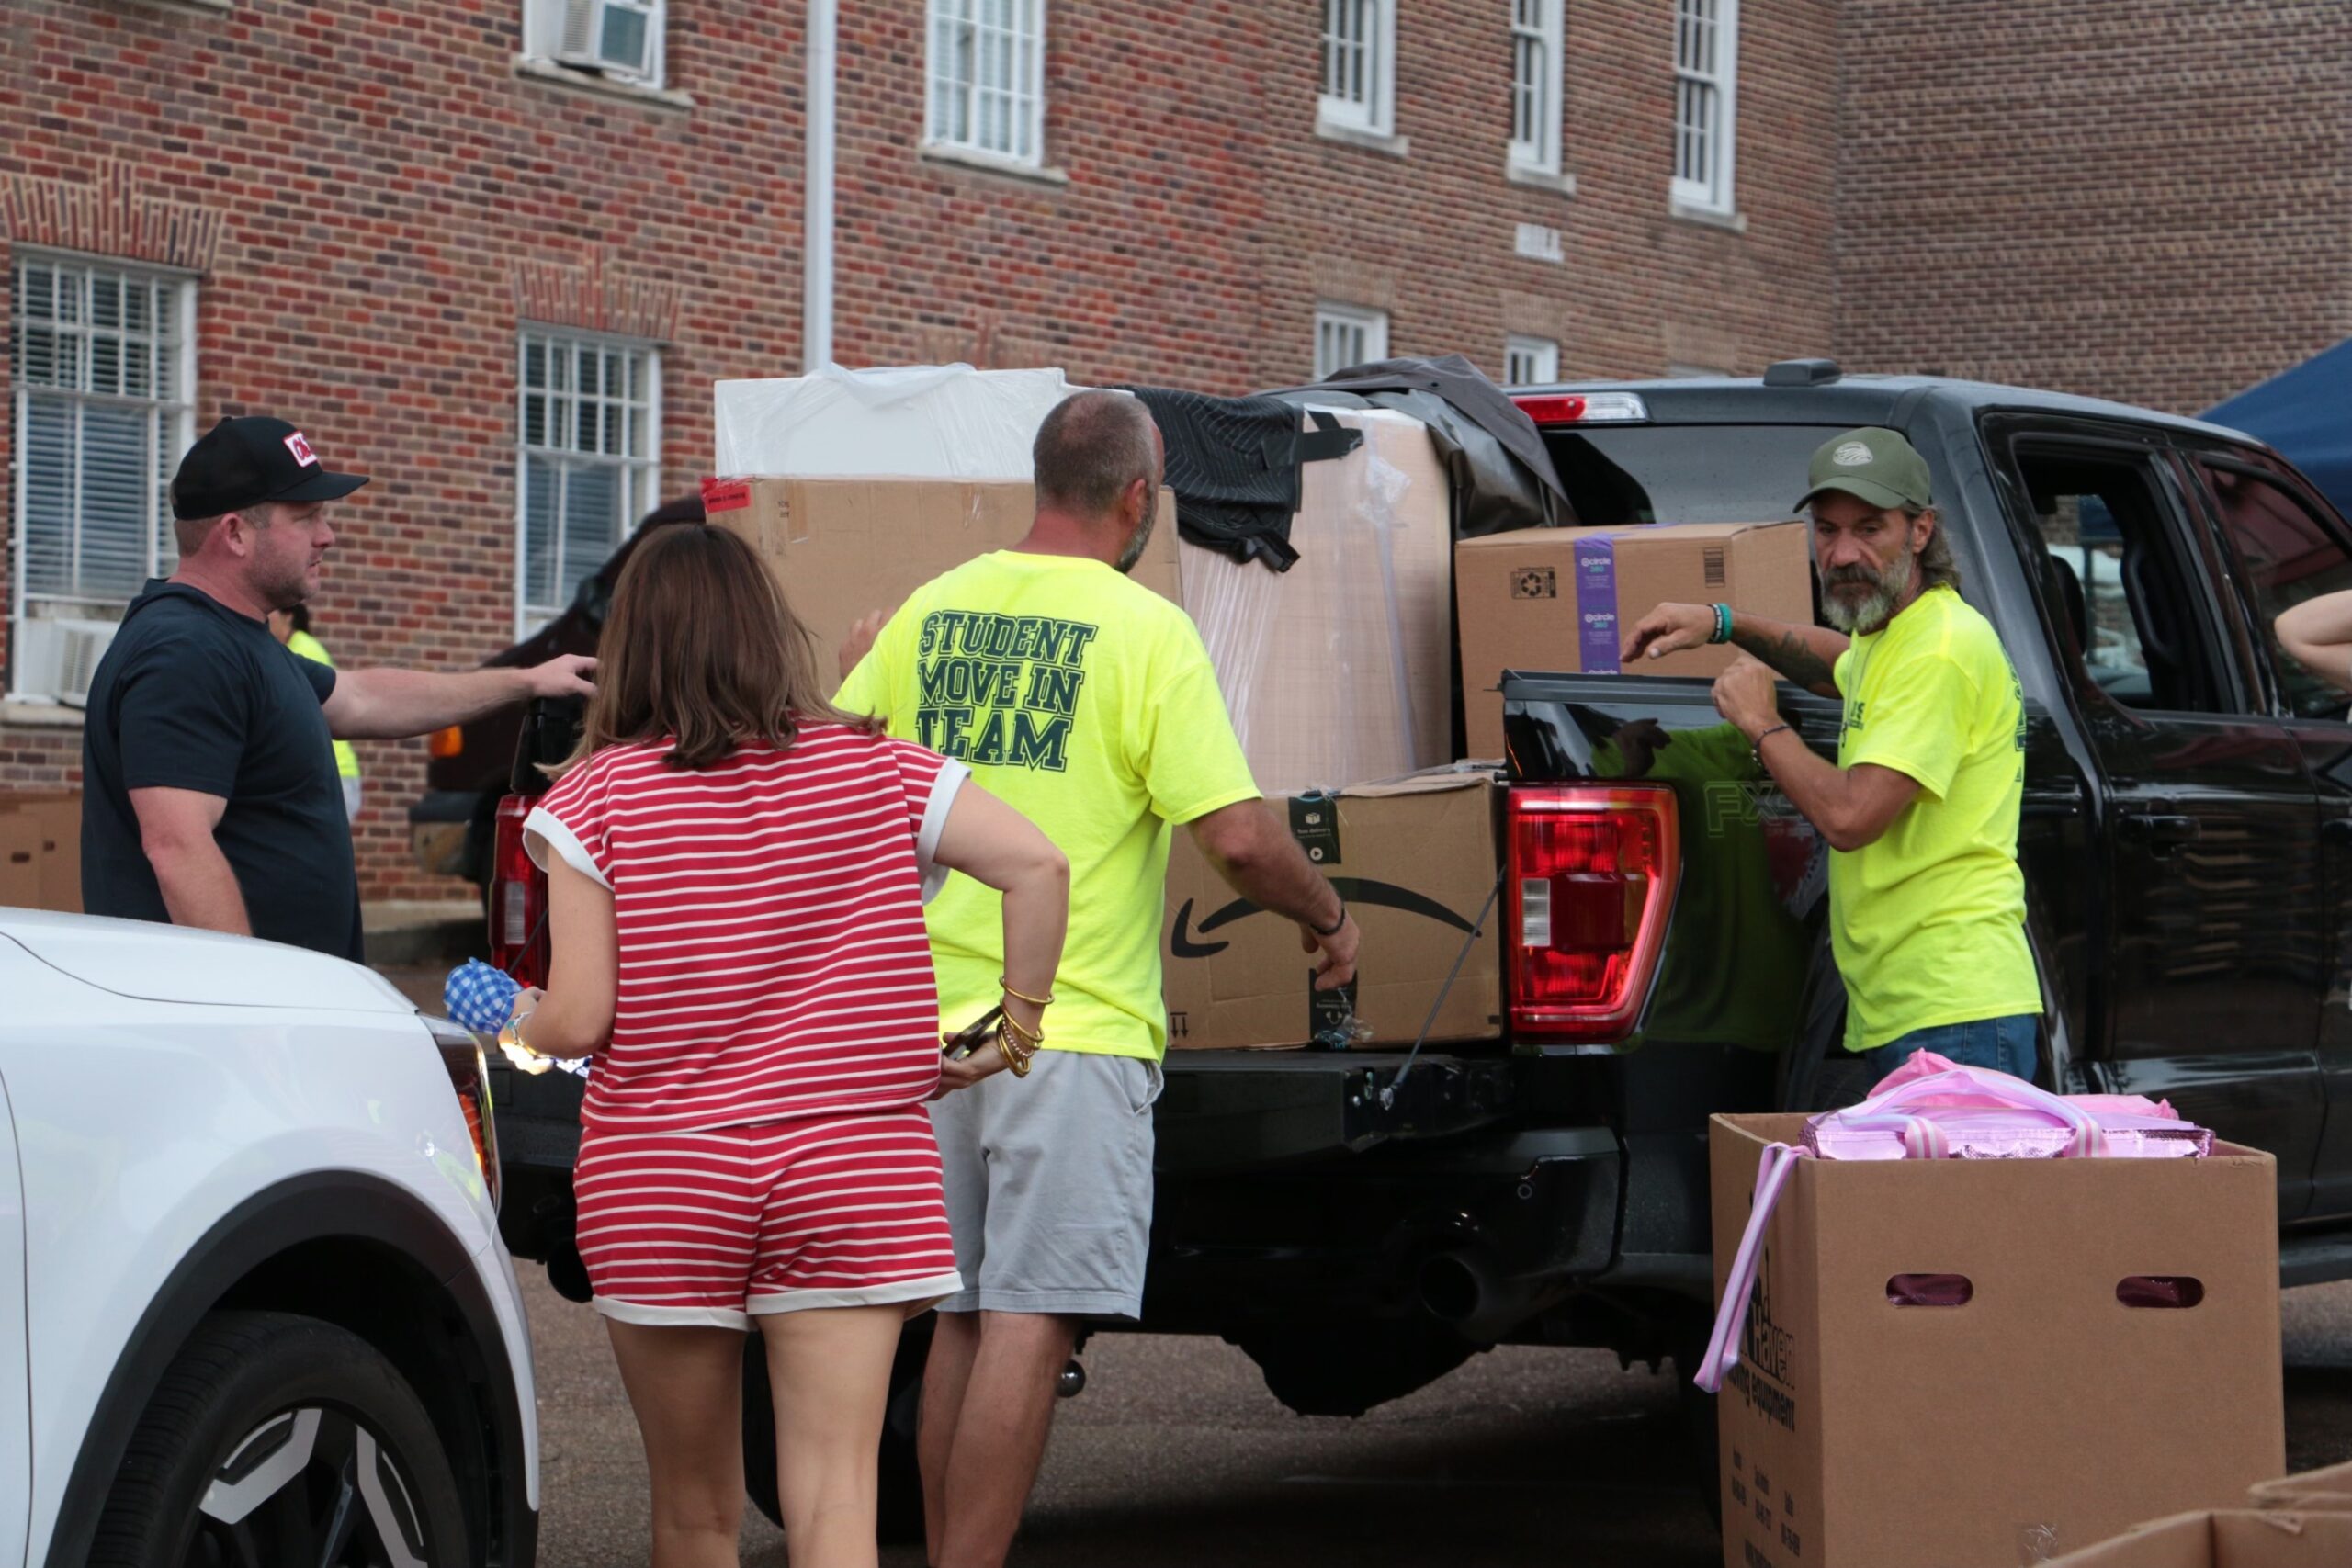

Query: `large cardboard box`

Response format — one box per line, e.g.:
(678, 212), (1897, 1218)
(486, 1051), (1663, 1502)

(703, 478), (1181, 682)
(0, 792), (80, 913)
(1455, 521), (1814, 758)
(1160, 771), (1500, 1051)
(2045, 1511), (2352, 1566)
(1180, 408), (1454, 795)
(1711, 1112), (2284, 1568)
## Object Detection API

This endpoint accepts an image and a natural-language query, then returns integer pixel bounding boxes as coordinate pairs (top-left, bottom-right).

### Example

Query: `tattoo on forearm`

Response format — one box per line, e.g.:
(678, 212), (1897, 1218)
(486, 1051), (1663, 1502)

(1737, 627), (1837, 692)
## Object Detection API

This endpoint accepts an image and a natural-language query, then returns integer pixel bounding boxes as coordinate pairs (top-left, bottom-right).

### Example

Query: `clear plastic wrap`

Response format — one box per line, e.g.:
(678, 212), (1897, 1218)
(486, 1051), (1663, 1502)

(1178, 407), (1453, 796)
(713, 364), (1088, 479)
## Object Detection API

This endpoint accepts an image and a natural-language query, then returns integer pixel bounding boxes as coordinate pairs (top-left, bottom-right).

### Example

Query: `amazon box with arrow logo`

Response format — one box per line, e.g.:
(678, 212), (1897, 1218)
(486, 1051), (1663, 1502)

(1160, 769), (1503, 1050)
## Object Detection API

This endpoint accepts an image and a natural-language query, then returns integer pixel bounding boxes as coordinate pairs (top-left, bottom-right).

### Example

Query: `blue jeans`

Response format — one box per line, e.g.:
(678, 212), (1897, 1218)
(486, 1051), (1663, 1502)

(1869, 1013), (2041, 1087)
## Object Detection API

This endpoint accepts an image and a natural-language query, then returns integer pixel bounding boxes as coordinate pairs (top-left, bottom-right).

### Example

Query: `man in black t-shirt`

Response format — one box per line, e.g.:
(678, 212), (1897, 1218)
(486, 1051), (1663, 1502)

(81, 416), (596, 961)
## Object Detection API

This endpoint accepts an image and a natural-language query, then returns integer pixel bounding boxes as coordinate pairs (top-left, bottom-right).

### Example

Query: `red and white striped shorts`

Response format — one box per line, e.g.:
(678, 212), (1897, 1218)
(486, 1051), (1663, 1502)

(572, 1109), (964, 1329)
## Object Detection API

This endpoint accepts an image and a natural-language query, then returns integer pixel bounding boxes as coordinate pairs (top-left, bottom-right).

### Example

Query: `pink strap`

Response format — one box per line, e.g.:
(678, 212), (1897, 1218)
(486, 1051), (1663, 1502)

(1693, 1141), (1807, 1394)
(1842, 1066), (2107, 1158)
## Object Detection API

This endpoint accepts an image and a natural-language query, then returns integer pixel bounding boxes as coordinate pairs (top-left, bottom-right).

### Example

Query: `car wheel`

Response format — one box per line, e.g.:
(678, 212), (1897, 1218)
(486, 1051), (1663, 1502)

(744, 1314), (932, 1544)
(90, 1310), (469, 1568)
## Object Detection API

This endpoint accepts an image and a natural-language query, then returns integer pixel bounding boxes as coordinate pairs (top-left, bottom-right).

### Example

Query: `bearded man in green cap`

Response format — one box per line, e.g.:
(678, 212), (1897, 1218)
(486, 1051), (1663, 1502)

(1620, 426), (2039, 1101)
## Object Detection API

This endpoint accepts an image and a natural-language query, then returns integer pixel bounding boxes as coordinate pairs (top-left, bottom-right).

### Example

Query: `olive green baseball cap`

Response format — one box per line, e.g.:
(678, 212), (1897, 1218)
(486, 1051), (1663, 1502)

(1795, 426), (1933, 513)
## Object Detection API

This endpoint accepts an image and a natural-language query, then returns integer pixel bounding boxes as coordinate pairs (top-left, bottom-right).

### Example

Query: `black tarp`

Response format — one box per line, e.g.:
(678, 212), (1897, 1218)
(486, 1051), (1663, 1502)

(1120, 386), (1363, 570)
(1263, 353), (1575, 537)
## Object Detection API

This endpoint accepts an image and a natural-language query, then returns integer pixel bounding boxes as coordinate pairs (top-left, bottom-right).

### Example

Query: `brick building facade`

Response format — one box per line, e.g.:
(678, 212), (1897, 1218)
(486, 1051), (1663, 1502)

(1837, 0), (2352, 414)
(2, 0), (1840, 900)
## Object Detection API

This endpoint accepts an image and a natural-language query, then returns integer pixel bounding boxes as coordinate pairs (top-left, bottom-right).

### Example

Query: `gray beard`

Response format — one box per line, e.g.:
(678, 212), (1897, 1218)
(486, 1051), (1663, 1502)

(1114, 508), (1155, 575)
(1821, 546), (1916, 635)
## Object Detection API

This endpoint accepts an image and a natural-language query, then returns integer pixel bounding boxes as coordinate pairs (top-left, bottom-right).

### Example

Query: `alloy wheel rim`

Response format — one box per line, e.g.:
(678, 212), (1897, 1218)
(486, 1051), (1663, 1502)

(188, 1405), (429, 1568)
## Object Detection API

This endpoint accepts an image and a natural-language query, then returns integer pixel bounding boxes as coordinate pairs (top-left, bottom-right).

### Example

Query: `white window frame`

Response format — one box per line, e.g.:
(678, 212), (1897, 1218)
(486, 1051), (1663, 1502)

(1504, 336), (1560, 387)
(1319, 0), (1397, 138)
(1670, 0), (1738, 215)
(924, 0), (1047, 171)
(1314, 302), (1389, 381)
(524, 0), (666, 92)
(514, 327), (662, 639)
(9, 250), (197, 701)
(1508, 0), (1565, 176)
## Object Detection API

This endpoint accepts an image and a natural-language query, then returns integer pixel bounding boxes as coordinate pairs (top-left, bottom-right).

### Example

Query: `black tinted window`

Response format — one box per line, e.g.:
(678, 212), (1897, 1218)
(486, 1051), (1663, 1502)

(2198, 460), (2352, 720)
(1543, 424), (1837, 526)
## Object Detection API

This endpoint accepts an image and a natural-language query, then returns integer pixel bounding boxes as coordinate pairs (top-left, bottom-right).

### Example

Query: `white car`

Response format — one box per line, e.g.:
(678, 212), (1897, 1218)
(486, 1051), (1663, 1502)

(0, 908), (537, 1567)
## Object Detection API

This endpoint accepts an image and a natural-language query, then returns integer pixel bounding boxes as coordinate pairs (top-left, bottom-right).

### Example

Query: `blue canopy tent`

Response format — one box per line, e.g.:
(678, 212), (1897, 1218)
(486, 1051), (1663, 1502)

(2202, 337), (2352, 526)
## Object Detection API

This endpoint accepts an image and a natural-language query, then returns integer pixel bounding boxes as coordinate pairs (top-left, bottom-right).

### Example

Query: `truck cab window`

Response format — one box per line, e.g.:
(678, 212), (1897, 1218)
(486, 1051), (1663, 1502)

(1544, 424), (1836, 527)
(2009, 447), (2228, 715)
(2195, 458), (2352, 720)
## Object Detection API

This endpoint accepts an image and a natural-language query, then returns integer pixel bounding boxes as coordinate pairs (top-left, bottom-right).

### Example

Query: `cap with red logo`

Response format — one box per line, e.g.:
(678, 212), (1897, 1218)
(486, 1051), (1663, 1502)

(168, 416), (369, 521)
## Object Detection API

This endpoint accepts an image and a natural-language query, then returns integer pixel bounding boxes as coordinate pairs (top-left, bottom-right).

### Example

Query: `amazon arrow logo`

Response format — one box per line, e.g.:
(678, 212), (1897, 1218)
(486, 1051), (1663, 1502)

(1170, 877), (1476, 958)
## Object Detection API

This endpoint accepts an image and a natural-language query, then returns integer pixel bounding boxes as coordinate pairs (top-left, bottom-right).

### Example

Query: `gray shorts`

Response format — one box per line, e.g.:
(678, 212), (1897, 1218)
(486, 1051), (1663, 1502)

(927, 1048), (1162, 1319)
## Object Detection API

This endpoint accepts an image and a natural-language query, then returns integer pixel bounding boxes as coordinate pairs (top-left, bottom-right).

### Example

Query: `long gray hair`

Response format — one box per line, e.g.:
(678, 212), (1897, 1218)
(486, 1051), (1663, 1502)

(1912, 507), (1962, 593)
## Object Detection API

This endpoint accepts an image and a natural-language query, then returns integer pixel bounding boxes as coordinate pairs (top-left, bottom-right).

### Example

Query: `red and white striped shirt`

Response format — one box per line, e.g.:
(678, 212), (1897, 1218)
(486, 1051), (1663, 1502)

(524, 722), (967, 1134)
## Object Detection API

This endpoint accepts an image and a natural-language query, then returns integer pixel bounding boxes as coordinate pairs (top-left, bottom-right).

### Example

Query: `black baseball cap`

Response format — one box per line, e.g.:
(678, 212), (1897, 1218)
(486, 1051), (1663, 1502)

(169, 416), (369, 521)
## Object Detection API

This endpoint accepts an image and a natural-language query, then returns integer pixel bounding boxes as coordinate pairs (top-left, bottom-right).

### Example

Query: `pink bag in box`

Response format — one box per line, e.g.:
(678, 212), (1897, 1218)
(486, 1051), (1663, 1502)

(1690, 1058), (2213, 1393)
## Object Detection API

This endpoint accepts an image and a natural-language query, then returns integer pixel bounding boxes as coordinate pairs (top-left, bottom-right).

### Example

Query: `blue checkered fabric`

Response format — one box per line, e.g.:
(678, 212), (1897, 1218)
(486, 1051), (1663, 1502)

(444, 959), (522, 1034)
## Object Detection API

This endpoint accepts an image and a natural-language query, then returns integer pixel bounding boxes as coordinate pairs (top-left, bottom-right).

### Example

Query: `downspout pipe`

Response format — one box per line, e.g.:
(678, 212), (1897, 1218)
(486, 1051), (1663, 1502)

(804, 0), (837, 371)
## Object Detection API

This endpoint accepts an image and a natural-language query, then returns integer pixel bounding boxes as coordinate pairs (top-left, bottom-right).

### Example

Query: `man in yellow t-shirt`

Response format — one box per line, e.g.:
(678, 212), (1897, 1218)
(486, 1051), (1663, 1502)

(1621, 427), (2039, 1101)
(836, 389), (1358, 1568)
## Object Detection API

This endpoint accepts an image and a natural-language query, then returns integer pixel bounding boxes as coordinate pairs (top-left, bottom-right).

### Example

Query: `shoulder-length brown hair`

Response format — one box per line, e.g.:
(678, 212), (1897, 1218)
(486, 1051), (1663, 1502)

(570, 523), (865, 771)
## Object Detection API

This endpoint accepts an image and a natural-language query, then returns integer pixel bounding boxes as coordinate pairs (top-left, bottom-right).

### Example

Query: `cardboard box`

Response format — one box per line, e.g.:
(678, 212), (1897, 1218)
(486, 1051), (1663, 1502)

(704, 478), (1181, 681)
(0, 792), (80, 913)
(0, 815), (39, 909)
(1455, 521), (1815, 758)
(1711, 1112), (2284, 1568)
(1161, 771), (1500, 1051)
(1180, 408), (1454, 795)
(2045, 1511), (2352, 1566)
(2250, 1461), (2352, 1511)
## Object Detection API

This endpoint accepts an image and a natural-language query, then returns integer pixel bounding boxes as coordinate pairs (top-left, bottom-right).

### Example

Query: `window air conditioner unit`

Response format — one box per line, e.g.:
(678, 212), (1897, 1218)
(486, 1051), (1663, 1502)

(557, 0), (660, 85)
(14, 618), (119, 709)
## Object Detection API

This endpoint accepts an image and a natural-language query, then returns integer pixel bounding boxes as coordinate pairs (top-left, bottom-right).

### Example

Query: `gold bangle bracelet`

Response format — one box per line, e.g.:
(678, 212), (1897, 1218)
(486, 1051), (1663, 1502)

(1001, 1011), (1045, 1050)
(1000, 978), (1057, 1009)
(996, 1028), (1034, 1078)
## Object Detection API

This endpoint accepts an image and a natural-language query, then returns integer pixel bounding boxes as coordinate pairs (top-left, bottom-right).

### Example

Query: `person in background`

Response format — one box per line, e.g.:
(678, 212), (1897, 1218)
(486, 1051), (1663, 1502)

(82, 416), (595, 961)
(268, 604), (363, 824)
(1620, 426), (2039, 1105)
(504, 522), (1069, 1568)
(835, 390), (1358, 1568)
(2274, 592), (2352, 696)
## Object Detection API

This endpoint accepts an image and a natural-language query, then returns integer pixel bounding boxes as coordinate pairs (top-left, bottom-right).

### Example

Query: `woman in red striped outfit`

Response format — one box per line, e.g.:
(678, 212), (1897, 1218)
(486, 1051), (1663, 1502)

(502, 523), (1069, 1568)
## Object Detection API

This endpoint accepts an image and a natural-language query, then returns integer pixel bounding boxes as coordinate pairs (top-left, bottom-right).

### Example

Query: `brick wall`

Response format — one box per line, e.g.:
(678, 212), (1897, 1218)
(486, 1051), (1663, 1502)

(3, 0), (1837, 899)
(1837, 0), (2352, 415)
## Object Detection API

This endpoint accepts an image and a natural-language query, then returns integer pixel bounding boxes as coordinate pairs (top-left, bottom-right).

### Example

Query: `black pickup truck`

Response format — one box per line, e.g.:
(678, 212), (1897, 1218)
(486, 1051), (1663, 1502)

(481, 361), (2352, 1528)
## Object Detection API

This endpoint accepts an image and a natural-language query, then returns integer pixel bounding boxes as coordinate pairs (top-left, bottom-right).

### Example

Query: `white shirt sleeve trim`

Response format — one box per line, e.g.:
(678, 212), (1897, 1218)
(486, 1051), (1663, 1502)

(523, 805), (614, 892)
(915, 760), (969, 906)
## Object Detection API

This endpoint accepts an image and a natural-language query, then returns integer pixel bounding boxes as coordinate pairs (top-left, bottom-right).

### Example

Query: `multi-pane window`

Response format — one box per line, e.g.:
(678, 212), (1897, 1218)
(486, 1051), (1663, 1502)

(1504, 336), (1560, 386)
(1320, 0), (1396, 136)
(516, 329), (660, 637)
(526, 0), (667, 90)
(1672, 0), (1738, 212)
(926, 0), (1046, 167)
(9, 254), (195, 695)
(1509, 0), (1564, 175)
(1314, 303), (1389, 381)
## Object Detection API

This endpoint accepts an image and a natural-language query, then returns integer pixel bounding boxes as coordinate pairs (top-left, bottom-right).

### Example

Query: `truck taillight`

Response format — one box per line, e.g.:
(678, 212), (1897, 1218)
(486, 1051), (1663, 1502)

(489, 795), (548, 987)
(428, 725), (464, 759)
(1507, 784), (1679, 1043)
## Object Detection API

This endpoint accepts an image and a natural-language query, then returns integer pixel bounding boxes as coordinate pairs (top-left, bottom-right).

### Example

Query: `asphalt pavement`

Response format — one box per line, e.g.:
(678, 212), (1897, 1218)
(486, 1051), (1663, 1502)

(382, 972), (2352, 1563)
(516, 1262), (2352, 1568)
